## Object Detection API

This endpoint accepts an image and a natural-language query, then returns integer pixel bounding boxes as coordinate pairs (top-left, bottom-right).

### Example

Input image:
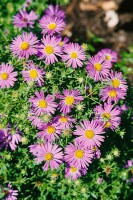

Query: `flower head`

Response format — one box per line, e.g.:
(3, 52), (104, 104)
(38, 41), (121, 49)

(57, 89), (84, 114)
(39, 16), (65, 36)
(62, 43), (86, 68)
(54, 114), (76, 130)
(106, 70), (127, 91)
(94, 103), (121, 130)
(35, 143), (63, 171)
(10, 32), (39, 59)
(58, 37), (69, 47)
(45, 4), (65, 19)
(4, 183), (18, 200)
(97, 48), (118, 63)
(13, 10), (38, 29)
(74, 120), (105, 148)
(100, 86), (126, 103)
(0, 63), (17, 88)
(64, 141), (93, 169)
(39, 35), (62, 65)
(65, 164), (87, 180)
(22, 62), (45, 86)
(37, 121), (61, 142)
(0, 128), (22, 151)
(86, 54), (112, 81)
(29, 91), (57, 116)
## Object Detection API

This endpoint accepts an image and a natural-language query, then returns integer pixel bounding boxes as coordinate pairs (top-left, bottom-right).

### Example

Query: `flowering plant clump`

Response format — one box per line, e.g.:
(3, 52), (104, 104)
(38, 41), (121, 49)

(0, 1), (133, 200)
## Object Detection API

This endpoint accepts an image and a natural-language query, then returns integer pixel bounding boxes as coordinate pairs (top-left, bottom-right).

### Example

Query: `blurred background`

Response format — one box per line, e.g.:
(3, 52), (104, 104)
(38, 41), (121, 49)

(0, 0), (133, 82)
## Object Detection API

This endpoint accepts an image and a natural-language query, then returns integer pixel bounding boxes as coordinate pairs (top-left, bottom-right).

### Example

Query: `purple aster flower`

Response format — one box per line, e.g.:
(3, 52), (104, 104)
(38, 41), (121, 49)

(0, 128), (22, 151)
(86, 54), (112, 81)
(62, 43), (86, 68)
(29, 91), (57, 116)
(124, 160), (133, 168)
(28, 113), (44, 129)
(23, 0), (32, 9)
(37, 121), (61, 142)
(4, 183), (18, 200)
(54, 114), (76, 130)
(39, 16), (65, 36)
(10, 32), (39, 59)
(65, 164), (87, 180)
(29, 143), (44, 156)
(22, 61), (45, 86)
(35, 143), (63, 171)
(57, 89), (84, 114)
(0, 63), (17, 88)
(13, 10), (38, 29)
(74, 120), (105, 148)
(106, 70), (128, 91)
(100, 86), (126, 103)
(58, 37), (69, 47)
(39, 35), (62, 65)
(121, 104), (129, 111)
(45, 4), (65, 19)
(64, 141), (93, 169)
(94, 103), (121, 130)
(91, 145), (101, 159)
(97, 48), (118, 63)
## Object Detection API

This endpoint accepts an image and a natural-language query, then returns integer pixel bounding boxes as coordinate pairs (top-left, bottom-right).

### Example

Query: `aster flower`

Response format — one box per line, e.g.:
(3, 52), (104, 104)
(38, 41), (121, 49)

(57, 89), (84, 114)
(97, 48), (118, 63)
(74, 120), (105, 148)
(45, 4), (65, 19)
(22, 62), (45, 86)
(54, 114), (76, 130)
(124, 160), (133, 168)
(58, 37), (69, 47)
(94, 103), (121, 130)
(0, 63), (17, 88)
(4, 183), (18, 200)
(106, 70), (128, 91)
(13, 10), (38, 29)
(37, 121), (61, 142)
(23, 0), (32, 9)
(91, 145), (101, 159)
(39, 35), (62, 65)
(29, 143), (44, 156)
(0, 128), (22, 150)
(28, 113), (44, 128)
(35, 143), (63, 171)
(62, 43), (86, 68)
(64, 141), (93, 169)
(86, 54), (112, 81)
(100, 86), (126, 103)
(39, 16), (65, 36)
(29, 91), (57, 116)
(65, 165), (87, 180)
(10, 32), (39, 59)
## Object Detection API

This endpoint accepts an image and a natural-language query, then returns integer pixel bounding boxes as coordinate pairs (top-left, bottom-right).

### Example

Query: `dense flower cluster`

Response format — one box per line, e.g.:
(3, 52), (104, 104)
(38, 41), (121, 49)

(0, 2), (130, 199)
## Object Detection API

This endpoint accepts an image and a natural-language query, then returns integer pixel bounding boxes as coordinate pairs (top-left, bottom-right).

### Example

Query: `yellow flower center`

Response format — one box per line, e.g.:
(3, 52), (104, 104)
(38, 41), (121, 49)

(60, 116), (68, 123)
(0, 73), (8, 80)
(47, 125), (55, 134)
(85, 130), (95, 139)
(29, 69), (38, 79)
(45, 45), (54, 55)
(45, 152), (53, 161)
(20, 41), (30, 50)
(48, 23), (57, 30)
(75, 150), (84, 159)
(91, 146), (97, 151)
(59, 41), (64, 46)
(94, 63), (102, 71)
(38, 100), (47, 108)
(103, 112), (111, 120)
(104, 121), (111, 128)
(111, 79), (120, 88)
(109, 90), (117, 98)
(70, 52), (78, 59)
(65, 96), (74, 106)
(105, 54), (111, 60)
(70, 166), (77, 173)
